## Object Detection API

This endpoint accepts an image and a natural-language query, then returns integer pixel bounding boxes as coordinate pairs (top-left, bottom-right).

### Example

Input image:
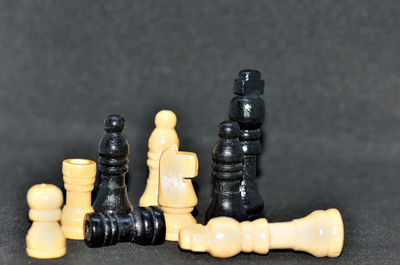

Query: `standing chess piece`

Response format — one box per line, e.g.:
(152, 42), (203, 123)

(158, 145), (198, 241)
(84, 206), (166, 247)
(93, 114), (133, 214)
(61, 158), (96, 240)
(205, 121), (247, 223)
(229, 69), (265, 220)
(26, 184), (66, 259)
(179, 209), (344, 258)
(140, 110), (179, 207)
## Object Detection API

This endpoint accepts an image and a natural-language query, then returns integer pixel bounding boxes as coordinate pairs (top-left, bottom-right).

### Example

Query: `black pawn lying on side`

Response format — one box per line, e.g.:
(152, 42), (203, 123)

(84, 206), (166, 247)
(92, 114), (133, 215)
(229, 70), (265, 220)
(205, 121), (247, 223)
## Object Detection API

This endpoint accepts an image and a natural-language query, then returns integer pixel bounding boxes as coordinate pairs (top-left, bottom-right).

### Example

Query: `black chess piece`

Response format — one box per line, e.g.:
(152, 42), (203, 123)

(229, 70), (265, 220)
(205, 121), (248, 223)
(92, 114), (133, 214)
(84, 206), (166, 247)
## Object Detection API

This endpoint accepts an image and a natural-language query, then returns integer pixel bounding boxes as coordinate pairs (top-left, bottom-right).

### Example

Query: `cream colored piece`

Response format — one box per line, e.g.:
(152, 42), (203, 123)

(61, 158), (96, 240)
(158, 145), (198, 241)
(179, 208), (344, 258)
(139, 110), (179, 207)
(26, 184), (66, 259)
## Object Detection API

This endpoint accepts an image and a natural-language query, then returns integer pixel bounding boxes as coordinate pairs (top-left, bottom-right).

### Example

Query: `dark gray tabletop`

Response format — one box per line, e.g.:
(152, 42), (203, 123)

(0, 1), (399, 264)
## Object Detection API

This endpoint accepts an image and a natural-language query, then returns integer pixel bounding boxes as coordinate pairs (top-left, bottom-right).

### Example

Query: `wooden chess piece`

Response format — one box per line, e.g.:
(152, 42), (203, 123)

(179, 209), (344, 258)
(93, 114), (133, 214)
(84, 206), (166, 247)
(61, 158), (96, 240)
(158, 145), (198, 241)
(229, 69), (266, 220)
(140, 110), (179, 207)
(205, 121), (247, 223)
(26, 184), (66, 259)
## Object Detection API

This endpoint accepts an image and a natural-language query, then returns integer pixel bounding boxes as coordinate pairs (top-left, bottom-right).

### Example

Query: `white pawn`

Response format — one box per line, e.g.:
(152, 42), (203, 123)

(26, 184), (66, 259)
(139, 110), (179, 207)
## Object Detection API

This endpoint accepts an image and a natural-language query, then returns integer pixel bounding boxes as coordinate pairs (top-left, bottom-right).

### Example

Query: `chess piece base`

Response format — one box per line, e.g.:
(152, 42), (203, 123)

(26, 223), (66, 259)
(163, 209), (196, 241)
(61, 206), (94, 239)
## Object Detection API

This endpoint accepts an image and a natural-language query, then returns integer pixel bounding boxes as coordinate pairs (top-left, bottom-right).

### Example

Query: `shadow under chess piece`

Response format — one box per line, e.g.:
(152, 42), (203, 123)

(92, 114), (133, 214)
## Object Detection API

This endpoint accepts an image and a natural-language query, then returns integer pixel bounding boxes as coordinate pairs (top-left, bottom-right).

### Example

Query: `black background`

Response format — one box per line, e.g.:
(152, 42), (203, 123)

(0, 1), (399, 264)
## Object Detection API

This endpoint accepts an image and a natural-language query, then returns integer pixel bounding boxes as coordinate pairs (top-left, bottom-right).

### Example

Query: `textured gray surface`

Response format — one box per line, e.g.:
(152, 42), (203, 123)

(0, 1), (399, 264)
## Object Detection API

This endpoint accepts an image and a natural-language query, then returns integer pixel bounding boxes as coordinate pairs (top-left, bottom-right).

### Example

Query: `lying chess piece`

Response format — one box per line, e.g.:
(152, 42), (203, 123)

(179, 208), (344, 258)
(84, 206), (165, 247)
(61, 158), (96, 240)
(26, 184), (66, 259)
(140, 110), (179, 207)
(158, 145), (198, 241)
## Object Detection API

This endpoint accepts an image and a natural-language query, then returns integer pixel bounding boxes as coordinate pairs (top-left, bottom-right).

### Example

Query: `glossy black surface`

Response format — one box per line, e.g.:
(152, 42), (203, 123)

(92, 114), (133, 214)
(84, 206), (165, 247)
(205, 121), (247, 223)
(229, 70), (265, 220)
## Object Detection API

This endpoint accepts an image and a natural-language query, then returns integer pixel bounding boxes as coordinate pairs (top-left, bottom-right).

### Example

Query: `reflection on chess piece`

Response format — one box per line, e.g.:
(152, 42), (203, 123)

(61, 158), (96, 240)
(179, 209), (344, 258)
(93, 114), (133, 214)
(205, 121), (247, 223)
(229, 69), (266, 220)
(140, 110), (179, 207)
(26, 184), (66, 259)
(158, 145), (198, 241)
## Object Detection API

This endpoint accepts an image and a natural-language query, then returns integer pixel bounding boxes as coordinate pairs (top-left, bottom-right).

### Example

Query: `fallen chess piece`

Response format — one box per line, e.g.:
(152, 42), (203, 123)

(179, 208), (344, 258)
(84, 206), (166, 247)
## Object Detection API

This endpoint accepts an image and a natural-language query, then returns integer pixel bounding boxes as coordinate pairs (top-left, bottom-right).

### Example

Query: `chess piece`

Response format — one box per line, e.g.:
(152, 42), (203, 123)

(179, 209), (344, 258)
(26, 184), (66, 259)
(93, 114), (133, 214)
(140, 110), (179, 207)
(61, 158), (96, 240)
(158, 145), (198, 241)
(205, 121), (247, 223)
(229, 69), (265, 220)
(84, 206), (166, 247)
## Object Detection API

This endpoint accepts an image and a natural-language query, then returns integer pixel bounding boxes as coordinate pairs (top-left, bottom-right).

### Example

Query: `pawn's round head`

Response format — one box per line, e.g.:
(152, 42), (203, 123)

(155, 110), (177, 129)
(27, 183), (63, 210)
(104, 114), (125, 133)
(218, 121), (240, 139)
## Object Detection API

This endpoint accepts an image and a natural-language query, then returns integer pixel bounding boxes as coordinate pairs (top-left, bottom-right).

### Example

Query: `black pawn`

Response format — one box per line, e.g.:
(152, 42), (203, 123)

(229, 70), (265, 220)
(84, 206), (166, 247)
(205, 121), (247, 223)
(92, 114), (133, 214)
